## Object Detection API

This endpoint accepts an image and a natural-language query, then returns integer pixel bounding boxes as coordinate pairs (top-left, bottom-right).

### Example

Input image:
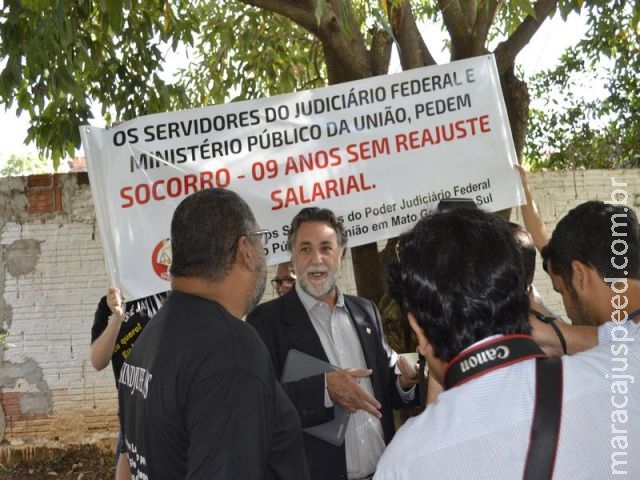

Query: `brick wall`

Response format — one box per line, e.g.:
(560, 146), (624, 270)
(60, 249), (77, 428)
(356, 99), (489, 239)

(0, 169), (638, 447)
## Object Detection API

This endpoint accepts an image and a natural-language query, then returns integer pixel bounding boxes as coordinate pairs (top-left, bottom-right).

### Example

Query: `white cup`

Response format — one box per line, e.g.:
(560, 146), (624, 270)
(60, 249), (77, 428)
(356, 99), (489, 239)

(395, 352), (421, 375)
(399, 352), (419, 365)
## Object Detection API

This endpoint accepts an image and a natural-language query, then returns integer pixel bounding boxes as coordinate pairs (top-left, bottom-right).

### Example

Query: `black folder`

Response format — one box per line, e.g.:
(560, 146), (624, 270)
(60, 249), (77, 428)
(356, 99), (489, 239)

(280, 349), (351, 446)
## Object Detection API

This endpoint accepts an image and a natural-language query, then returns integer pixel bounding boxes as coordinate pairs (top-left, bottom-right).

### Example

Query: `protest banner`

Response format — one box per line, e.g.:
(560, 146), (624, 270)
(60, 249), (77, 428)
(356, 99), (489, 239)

(81, 54), (525, 300)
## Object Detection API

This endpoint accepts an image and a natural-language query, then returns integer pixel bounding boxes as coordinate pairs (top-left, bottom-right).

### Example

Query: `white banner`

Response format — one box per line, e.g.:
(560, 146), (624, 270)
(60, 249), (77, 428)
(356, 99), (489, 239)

(81, 55), (525, 300)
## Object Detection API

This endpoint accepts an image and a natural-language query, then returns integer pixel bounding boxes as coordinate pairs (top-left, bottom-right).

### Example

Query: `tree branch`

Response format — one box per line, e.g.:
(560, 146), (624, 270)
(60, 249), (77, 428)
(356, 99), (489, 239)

(460, 0), (477, 28)
(240, 0), (373, 83)
(390, 0), (436, 69)
(437, 0), (471, 59)
(370, 27), (393, 76)
(469, 0), (502, 57)
(238, 0), (318, 33)
(493, 0), (558, 74)
(318, 0), (374, 82)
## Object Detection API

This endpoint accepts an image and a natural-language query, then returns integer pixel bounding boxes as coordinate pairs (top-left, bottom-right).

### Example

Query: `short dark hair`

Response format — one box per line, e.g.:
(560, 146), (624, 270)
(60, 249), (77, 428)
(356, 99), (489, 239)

(287, 207), (348, 252)
(170, 188), (256, 281)
(508, 222), (536, 287)
(541, 201), (640, 288)
(387, 208), (530, 362)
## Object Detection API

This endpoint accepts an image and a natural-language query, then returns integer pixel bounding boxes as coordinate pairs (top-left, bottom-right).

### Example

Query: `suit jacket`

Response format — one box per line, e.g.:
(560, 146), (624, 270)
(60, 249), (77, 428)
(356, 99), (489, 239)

(247, 288), (411, 480)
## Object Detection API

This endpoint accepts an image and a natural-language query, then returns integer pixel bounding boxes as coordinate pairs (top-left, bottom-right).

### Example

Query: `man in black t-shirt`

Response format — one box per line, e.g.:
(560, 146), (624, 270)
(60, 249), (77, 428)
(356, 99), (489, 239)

(118, 188), (309, 480)
(91, 288), (168, 479)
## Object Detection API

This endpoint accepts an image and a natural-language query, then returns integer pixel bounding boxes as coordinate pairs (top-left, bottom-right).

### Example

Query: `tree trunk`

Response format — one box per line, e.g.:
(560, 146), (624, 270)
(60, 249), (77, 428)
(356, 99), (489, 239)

(350, 243), (384, 304)
(494, 67), (530, 220)
(501, 67), (530, 159)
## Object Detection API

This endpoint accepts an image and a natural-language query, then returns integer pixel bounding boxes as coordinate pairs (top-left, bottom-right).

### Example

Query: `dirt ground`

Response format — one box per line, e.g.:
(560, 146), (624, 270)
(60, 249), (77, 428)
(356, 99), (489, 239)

(0, 444), (116, 480)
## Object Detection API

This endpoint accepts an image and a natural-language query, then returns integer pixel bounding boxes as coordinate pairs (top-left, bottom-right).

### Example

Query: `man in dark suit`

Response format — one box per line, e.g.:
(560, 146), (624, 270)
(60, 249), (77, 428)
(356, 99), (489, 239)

(248, 207), (418, 480)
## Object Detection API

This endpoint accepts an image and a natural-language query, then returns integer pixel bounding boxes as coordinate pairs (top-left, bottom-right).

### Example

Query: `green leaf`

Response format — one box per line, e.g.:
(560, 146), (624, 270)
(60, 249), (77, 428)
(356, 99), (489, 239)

(340, 1), (355, 37)
(105, 0), (124, 32)
(315, 0), (327, 27)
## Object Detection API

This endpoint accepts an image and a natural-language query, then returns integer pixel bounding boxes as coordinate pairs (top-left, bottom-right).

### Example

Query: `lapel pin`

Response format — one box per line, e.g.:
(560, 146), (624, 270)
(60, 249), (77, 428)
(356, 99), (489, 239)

(366, 327), (371, 335)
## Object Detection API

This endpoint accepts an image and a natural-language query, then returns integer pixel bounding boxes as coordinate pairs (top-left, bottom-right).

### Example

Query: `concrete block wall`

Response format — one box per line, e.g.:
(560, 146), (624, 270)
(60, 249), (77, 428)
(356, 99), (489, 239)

(0, 169), (638, 448)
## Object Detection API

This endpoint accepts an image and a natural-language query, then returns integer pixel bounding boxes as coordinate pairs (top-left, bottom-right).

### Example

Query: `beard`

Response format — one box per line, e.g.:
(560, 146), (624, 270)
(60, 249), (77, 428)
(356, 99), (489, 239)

(298, 267), (338, 300)
(247, 256), (267, 314)
(567, 286), (596, 325)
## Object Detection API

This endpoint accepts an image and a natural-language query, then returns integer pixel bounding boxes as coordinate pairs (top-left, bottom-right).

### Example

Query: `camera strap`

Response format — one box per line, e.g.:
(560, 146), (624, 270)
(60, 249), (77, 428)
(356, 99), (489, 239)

(522, 356), (563, 480)
(443, 335), (563, 480)
(444, 335), (547, 390)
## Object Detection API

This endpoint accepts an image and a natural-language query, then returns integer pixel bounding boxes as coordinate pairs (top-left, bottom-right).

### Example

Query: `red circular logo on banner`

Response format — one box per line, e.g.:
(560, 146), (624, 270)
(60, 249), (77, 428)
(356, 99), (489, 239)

(151, 238), (172, 281)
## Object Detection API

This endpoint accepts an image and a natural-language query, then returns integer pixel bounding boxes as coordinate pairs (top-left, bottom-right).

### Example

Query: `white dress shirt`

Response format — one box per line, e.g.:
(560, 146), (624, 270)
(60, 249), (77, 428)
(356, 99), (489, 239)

(374, 321), (640, 479)
(297, 283), (385, 479)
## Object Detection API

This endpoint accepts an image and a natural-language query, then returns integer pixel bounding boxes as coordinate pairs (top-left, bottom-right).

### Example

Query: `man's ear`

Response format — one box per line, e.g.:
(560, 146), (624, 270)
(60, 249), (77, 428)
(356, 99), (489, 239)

(235, 235), (256, 270)
(570, 260), (594, 293)
(407, 312), (429, 351)
(408, 312), (446, 384)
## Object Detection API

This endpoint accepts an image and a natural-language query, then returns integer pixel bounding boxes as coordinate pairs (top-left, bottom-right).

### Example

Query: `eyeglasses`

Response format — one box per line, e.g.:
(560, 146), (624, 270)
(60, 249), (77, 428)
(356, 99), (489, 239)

(271, 277), (296, 289)
(248, 229), (270, 247)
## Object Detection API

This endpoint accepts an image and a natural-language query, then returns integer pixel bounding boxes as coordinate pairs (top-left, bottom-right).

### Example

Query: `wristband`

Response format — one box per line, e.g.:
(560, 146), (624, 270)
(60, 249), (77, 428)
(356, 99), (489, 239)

(530, 309), (567, 355)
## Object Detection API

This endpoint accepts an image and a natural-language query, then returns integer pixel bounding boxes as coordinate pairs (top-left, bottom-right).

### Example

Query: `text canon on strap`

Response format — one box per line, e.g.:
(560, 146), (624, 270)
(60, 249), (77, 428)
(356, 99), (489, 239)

(444, 334), (547, 390)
